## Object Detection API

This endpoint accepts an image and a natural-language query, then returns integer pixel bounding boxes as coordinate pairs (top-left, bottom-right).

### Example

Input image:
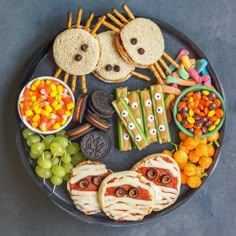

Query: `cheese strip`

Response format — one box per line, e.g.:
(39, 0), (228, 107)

(150, 85), (171, 143)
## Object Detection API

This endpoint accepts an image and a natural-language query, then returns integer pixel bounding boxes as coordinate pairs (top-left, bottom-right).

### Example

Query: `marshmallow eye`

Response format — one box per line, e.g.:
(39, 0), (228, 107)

(123, 133), (130, 140)
(156, 106), (163, 113)
(150, 129), (157, 135)
(124, 97), (129, 104)
(131, 102), (138, 109)
(135, 135), (142, 142)
(121, 110), (128, 117)
(148, 115), (154, 122)
(154, 93), (161, 100)
(145, 100), (152, 107)
(128, 123), (135, 130)
(159, 125), (166, 132)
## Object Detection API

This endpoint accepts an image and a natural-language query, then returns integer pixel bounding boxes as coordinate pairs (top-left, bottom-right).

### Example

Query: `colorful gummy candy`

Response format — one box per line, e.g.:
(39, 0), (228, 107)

(19, 79), (74, 132)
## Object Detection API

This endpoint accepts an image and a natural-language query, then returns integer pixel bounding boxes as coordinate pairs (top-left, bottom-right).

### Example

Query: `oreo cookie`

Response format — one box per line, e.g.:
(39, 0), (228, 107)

(67, 123), (95, 140)
(88, 99), (113, 119)
(73, 94), (88, 123)
(85, 109), (112, 131)
(90, 90), (115, 117)
(80, 131), (112, 161)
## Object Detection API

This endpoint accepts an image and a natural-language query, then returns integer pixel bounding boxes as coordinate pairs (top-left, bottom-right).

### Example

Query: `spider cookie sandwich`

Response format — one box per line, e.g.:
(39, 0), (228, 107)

(132, 153), (181, 211)
(98, 171), (154, 221)
(67, 123), (95, 140)
(67, 161), (112, 215)
(93, 31), (135, 83)
(73, 94), (88, 123)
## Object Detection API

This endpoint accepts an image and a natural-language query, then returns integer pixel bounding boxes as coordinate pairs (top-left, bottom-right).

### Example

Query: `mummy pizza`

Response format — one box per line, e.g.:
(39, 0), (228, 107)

(98, 171), (154, 221)
(139, 89), (157, 143)
(102, 4), (179, 84)
(150, 84), (171, 143)
(53, 8), (106, 93)
(67, 161), (112, 215)
(132, 154), (181, 211)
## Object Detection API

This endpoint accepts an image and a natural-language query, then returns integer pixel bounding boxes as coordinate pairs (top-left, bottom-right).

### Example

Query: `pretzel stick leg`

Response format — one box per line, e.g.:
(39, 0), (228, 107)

(107, 13), (124, 27)
(154, 62), (166, 79)
(122, 4), (135, 20)
(75, 8), (83, 28)
(159, 58), (172, 75)
(54, 68), (62, 78)
(102, 20), (120, 33)
(91, 16), (106, 35)
(163, 52), (179, 69)
(67, 12), (72, 29)
(149, 65), (164, 85)
(84, 12), (94, 31)
(112, 8), (129, 24)
(130, 71), (150, 81)
(63, 73), (69, 84)
(81, 75), (87, 94)
(71, 75), (77, 93)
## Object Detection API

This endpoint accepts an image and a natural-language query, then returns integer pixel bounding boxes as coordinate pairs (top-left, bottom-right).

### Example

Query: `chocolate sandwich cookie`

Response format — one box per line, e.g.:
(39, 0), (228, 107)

(91, 90), (115, 117)
(67, 123), (95, 140)
(88, 99), (113, 119)
(80, 131), (112, 161)
(85, 109), (112, 131)
(73, 94), (88, 123)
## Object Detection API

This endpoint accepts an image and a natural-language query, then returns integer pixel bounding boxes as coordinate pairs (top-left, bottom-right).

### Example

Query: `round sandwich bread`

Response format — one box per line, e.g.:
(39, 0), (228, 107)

(93, 31), (135, 83)
(116, 18), (165, 68)
(53, 28), (100, 75)
(132, 153), (181, 211)
(67, 161), (112, 215)
(98, 171), (154, 221)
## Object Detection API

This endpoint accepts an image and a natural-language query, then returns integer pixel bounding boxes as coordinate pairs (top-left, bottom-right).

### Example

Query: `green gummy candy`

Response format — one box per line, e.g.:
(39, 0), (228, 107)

(166, 76), (179, 84)
(178, 67), (189, 80)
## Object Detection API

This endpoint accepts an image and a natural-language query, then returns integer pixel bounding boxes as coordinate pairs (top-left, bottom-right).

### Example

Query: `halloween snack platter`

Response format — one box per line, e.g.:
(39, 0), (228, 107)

(15, 5), (225, 226)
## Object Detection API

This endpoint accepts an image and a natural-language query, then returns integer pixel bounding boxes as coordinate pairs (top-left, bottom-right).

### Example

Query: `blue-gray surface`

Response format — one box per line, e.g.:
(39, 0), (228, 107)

(0, 0), (235, 235)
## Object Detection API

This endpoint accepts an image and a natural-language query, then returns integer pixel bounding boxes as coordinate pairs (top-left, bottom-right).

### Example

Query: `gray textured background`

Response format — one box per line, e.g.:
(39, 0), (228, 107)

(0, 0), (235, 235)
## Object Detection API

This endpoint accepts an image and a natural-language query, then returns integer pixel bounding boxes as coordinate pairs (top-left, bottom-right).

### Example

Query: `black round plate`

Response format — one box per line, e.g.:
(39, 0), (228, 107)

(15, 18), (225, 226)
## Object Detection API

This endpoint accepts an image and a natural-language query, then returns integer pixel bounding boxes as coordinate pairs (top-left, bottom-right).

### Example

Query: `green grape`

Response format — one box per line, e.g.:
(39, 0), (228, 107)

(53, 136), (69, 148)
(50, 142), (65, 156)
(56, 130), (67, 137)
(22, 128), (35, 139)
(42, 135), (55, 150)
(66, 142), (80, 155)
(43, 151), (52, 159)
(27, 135), (41, 146)
(62, 163), (73, 174)
(31, 142), (45, 155)
(37, 157), (52, 169)
(50, 175), (63, 186)
(35, 166), (52, 179)
(61, 153), (71, 164)
(63, 173), (70, 181)
(52, 165), (66, 177)
(71, 152), (86, 166)
(51, 156), (60, 166)
(29, 151), (40, 159)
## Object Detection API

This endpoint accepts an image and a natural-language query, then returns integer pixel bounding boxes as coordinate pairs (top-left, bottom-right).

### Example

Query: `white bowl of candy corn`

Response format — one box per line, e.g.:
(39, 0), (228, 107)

(18, 76), (75, 134)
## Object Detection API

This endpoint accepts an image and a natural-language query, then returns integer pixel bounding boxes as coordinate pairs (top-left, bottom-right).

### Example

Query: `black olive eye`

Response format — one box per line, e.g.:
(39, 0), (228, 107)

(92, 176), (102, 186)
(128, 187), (139, 198)
(146, 168), (157, 179)
(161, 174), (172, 184)
(78, 178), (89, 189)
(115, 187), (126, 197)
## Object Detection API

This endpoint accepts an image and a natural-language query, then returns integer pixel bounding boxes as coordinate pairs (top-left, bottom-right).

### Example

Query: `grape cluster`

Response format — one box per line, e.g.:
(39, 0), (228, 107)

(22, 128), (85, 186)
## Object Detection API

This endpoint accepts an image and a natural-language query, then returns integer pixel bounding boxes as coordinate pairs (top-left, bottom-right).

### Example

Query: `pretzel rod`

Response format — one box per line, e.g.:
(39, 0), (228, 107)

(63, 72), (69, 84)
(159, 58), (172, 75)
(122, 4), (135, 20)
(162, 85), (181, 95)
(75, 8), (83, 28)
(71, 75), (77, 93)
(67, 12), (72, 29)
(102, 20), (120, 33)
(149, 65), (164, 85)
(81, 75), (87, 94)
(130, 71), (150, 81)
(107, 13), (124, 28)
(54, 68), (62, 78)
(154, 62), (166, 79)
(112, 8), (129, 24)
(91, 16), (106, 35)
(84, 12), (94, 31)
(163, 52), (179, 69)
